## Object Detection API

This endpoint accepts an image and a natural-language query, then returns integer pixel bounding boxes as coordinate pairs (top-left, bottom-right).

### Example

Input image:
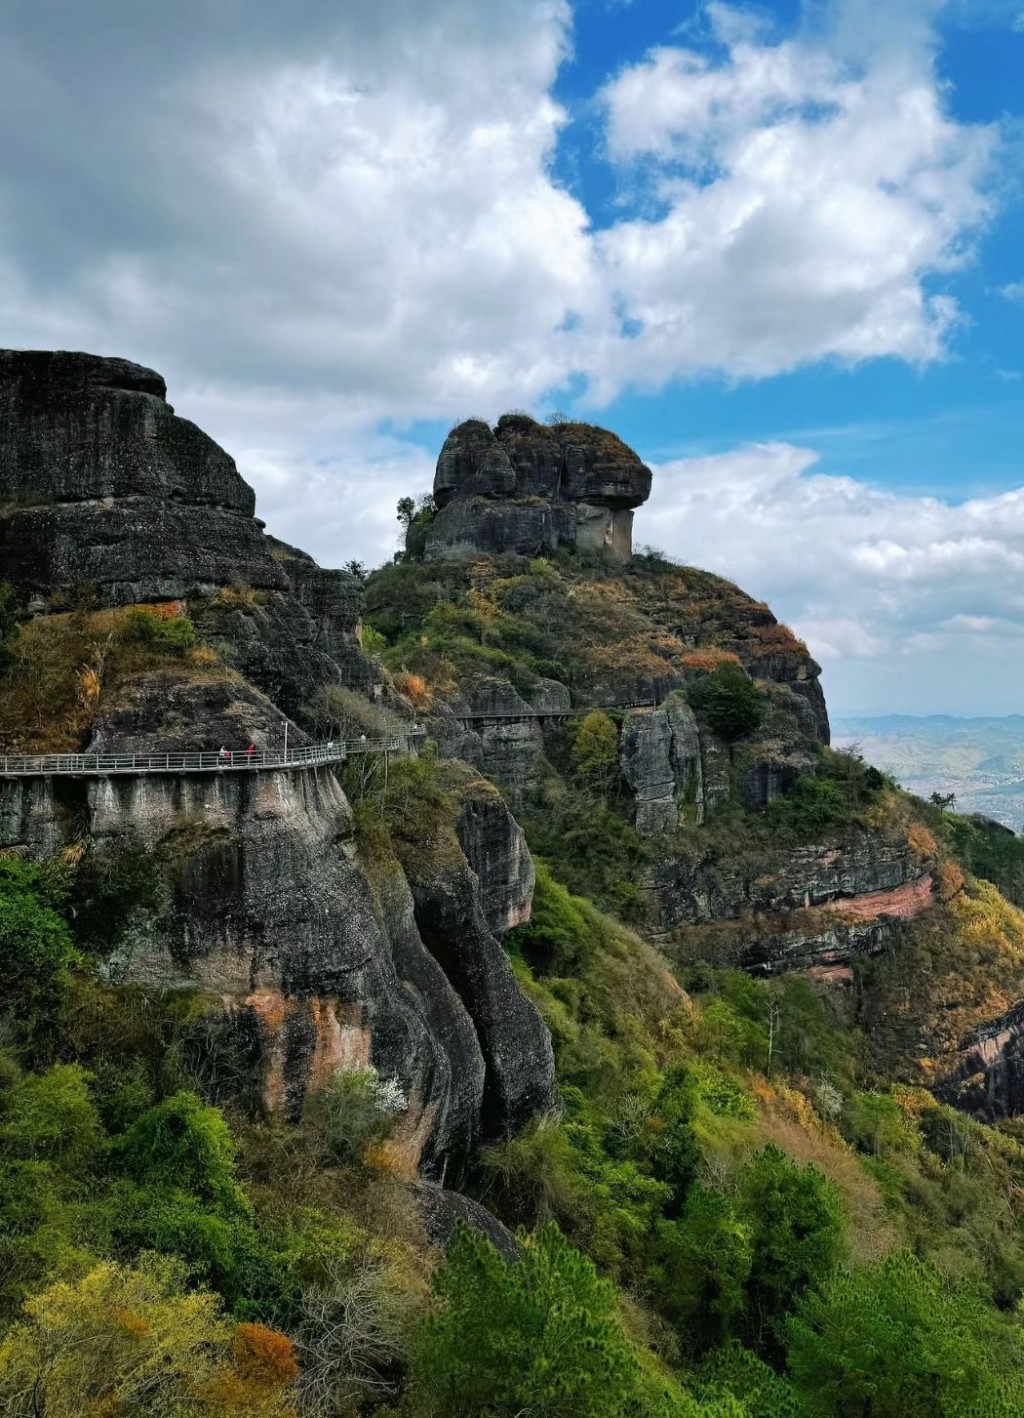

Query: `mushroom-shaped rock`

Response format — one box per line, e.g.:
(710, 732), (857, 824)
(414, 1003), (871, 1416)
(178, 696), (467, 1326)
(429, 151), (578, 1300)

(424, 413), (653, 563)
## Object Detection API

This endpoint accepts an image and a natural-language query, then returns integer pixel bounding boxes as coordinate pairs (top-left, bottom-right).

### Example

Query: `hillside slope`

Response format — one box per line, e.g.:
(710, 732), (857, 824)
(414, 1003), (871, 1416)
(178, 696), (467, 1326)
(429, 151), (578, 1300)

(4, 367), (1024, 1415)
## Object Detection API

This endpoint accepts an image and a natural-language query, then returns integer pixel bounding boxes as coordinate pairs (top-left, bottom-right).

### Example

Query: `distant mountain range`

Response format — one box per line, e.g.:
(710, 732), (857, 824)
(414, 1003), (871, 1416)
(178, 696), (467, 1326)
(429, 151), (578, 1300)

(833, 715), (1024, 831)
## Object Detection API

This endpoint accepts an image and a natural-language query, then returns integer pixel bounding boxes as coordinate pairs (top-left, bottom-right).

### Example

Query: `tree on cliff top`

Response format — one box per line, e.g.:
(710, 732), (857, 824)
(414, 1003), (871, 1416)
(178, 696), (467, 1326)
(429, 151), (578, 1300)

(686, 664), (765, 743)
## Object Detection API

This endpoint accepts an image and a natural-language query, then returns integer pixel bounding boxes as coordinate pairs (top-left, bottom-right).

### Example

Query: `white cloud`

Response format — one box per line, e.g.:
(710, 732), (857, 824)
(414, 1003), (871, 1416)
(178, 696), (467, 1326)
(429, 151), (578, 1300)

(0, 0), (1012, 714)
(1000, 282), (1024, 302)
(0, 0), (998, 416)
(643, 441), (1024, 713)
(593, 1), (995, 390)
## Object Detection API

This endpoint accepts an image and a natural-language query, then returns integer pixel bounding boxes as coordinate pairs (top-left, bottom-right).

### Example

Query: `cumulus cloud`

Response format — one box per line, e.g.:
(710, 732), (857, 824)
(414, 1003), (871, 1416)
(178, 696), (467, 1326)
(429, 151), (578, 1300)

(0, 0), (998, 415)
(593, 1), (996, 390)
(0, 0), (1012, 711)
(642, 441), (1024, 713)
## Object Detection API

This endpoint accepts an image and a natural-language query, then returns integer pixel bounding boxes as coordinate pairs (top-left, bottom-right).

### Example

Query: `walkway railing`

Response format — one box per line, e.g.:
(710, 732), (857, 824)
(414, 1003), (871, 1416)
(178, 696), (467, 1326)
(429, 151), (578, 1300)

(0, 731), (422, 779)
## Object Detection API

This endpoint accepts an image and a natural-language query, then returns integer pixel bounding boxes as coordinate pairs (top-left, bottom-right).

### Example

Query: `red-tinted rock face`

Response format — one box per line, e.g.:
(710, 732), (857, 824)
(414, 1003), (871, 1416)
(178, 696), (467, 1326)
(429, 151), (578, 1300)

(426, 414), (653, 563)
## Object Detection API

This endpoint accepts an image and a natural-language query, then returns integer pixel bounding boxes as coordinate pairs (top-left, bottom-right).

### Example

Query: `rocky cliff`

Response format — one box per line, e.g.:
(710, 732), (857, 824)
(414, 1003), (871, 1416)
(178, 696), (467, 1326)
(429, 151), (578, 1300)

(0, 349), (556, 1183)
(0, 350), (367, 721)
(425, 413), (652, 563)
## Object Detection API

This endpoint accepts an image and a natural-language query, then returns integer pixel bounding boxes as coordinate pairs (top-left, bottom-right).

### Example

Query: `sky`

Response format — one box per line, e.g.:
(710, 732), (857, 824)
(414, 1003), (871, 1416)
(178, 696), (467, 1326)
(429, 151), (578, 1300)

(1, 0), (1022, 717)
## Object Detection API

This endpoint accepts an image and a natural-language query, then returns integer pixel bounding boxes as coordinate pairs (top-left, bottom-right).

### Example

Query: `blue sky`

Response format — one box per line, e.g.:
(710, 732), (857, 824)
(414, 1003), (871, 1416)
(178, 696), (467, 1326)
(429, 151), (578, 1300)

(1, 0), (1023, 716)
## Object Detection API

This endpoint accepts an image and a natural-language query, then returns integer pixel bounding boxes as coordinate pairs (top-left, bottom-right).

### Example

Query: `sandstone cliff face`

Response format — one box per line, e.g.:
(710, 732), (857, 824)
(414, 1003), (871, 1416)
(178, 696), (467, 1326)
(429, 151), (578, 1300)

(426, 414), (652, 563)
(0, 348), (558, 1183)
(0, 351), (284, 605)
(0, 350), (370, 719)
(0, 752), (553, 1179)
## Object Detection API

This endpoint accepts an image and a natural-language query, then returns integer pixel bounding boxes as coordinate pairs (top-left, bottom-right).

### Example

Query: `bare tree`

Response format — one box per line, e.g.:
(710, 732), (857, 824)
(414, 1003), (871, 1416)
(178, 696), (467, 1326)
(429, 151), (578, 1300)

(297, 1255), (419, 1415)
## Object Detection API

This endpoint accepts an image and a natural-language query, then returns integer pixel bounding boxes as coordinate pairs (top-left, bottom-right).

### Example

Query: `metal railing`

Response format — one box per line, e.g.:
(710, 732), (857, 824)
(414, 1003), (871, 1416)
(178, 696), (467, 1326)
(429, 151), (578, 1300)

(0, 731), (422, 779)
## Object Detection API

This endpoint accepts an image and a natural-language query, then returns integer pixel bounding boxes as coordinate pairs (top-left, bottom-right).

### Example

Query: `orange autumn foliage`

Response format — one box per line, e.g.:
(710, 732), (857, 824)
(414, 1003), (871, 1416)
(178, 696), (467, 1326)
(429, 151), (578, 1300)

(232, 1324), (300, 1386)
(393, 670), (433, 709)
(937, 860), (966, 903)
(203, 1324), (299, 1416)
(681, 648), (742, 671)
(907, 823), (937, 858)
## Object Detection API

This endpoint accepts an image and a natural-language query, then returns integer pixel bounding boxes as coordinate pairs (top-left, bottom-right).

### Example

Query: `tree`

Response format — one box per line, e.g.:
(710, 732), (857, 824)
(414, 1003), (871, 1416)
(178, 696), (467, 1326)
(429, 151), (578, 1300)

(647, 1065), (702, 1213)
(0, 1256), (297, 1417)
(0, 1064), (102, 1170)
(571, 711), (619, 798)
(0, 858), (79, 1033)
(736, 1144), (844, 1352)
(786, 1251), (1024, 1416)
(396, 496), (416, 530)
(297, 1253), (417, 1413)
(408, 1222), (672, 1417)
(686, 664), (764, 743)
(112, 1091), (247, 1213)
(653, 1188), (752, 1355)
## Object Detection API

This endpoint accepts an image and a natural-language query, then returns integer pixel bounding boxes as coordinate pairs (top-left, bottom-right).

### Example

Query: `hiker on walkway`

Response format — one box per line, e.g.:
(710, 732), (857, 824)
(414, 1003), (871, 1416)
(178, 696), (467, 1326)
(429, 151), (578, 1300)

(219, 745), (231, 765)
(246, 742), (256, 762)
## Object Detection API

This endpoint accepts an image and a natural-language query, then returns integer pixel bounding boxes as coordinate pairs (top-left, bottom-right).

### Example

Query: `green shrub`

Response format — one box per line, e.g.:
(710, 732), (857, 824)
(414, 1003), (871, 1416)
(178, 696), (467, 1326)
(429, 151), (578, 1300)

(361, 624), (388, 656)
(571, 711), (619, 797)
(506, 863), (594, 976)
(0, 1064), (103, 1169)
(686, 665), (765, 742)
(303, 1067), (406, 1168)
(408, 1222), (679, 1418)
(786, 1251), (1024, 1416)
(112, 1091), (247, 1213)
(124, 606), (197, 651)
(0, 856), (80, 1032)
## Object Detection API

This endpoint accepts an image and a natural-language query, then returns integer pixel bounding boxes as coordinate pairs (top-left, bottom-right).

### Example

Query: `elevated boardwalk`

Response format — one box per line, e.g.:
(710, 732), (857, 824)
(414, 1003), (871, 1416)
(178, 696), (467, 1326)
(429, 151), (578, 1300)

(0, 732), (422, 780)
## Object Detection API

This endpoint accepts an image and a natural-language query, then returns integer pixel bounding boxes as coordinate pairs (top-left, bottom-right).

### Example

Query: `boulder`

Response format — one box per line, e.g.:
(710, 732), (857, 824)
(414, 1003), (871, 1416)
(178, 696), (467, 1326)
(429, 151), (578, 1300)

(425, 414), (652, 564)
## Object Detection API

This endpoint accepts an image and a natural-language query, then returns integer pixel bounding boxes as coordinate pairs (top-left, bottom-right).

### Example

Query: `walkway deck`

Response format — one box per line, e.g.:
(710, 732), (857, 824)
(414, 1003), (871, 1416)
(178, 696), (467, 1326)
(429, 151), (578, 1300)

(0, 732), (421, 779)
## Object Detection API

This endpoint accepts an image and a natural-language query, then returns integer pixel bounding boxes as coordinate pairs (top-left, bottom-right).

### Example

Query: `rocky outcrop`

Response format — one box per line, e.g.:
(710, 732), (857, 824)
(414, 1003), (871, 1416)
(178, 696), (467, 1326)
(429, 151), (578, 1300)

(0, 350), (559, 1180)
(650, 832), (932, 931)
(0, 349), (374, 718)
(0, 350), (285, 605)
(426, 414), (652, 563)
(934, 1000), (1024, 1118)
(620, 696), (703, 834)
(0, 747), (554, 1178)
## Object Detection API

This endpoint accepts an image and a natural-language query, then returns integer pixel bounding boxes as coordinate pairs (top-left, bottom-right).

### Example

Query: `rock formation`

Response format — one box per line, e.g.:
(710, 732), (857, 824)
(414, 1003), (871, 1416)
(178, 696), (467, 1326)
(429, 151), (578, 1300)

(425, 413), (652, 563)
(0, 348), (557, 1181)
(0, 350), (367, 717)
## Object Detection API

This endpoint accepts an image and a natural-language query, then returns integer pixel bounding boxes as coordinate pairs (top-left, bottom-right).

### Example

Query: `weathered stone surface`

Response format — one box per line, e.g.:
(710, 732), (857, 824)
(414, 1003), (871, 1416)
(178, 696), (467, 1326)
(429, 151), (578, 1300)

(87, 670), (302, 756)
(426, 414), (652, 563)
(0, 349), (376, 725)
(620, 695), (703, 836)
(648, 831), (933, 938)
(413, 1182), (520, 1261)
(266, 536), (370, 693)
(935, 999), (1024, 1118)
(0, 754), (553, 1178)
(0, 350), (285, 603)
(455, 783), (535, 937)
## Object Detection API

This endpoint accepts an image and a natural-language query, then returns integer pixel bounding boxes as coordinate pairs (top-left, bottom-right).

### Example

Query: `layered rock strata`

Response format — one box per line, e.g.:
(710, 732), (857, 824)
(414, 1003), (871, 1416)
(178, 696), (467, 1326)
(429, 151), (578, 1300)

(0, 350), (371, 714)
(425, 414), (652, 563)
